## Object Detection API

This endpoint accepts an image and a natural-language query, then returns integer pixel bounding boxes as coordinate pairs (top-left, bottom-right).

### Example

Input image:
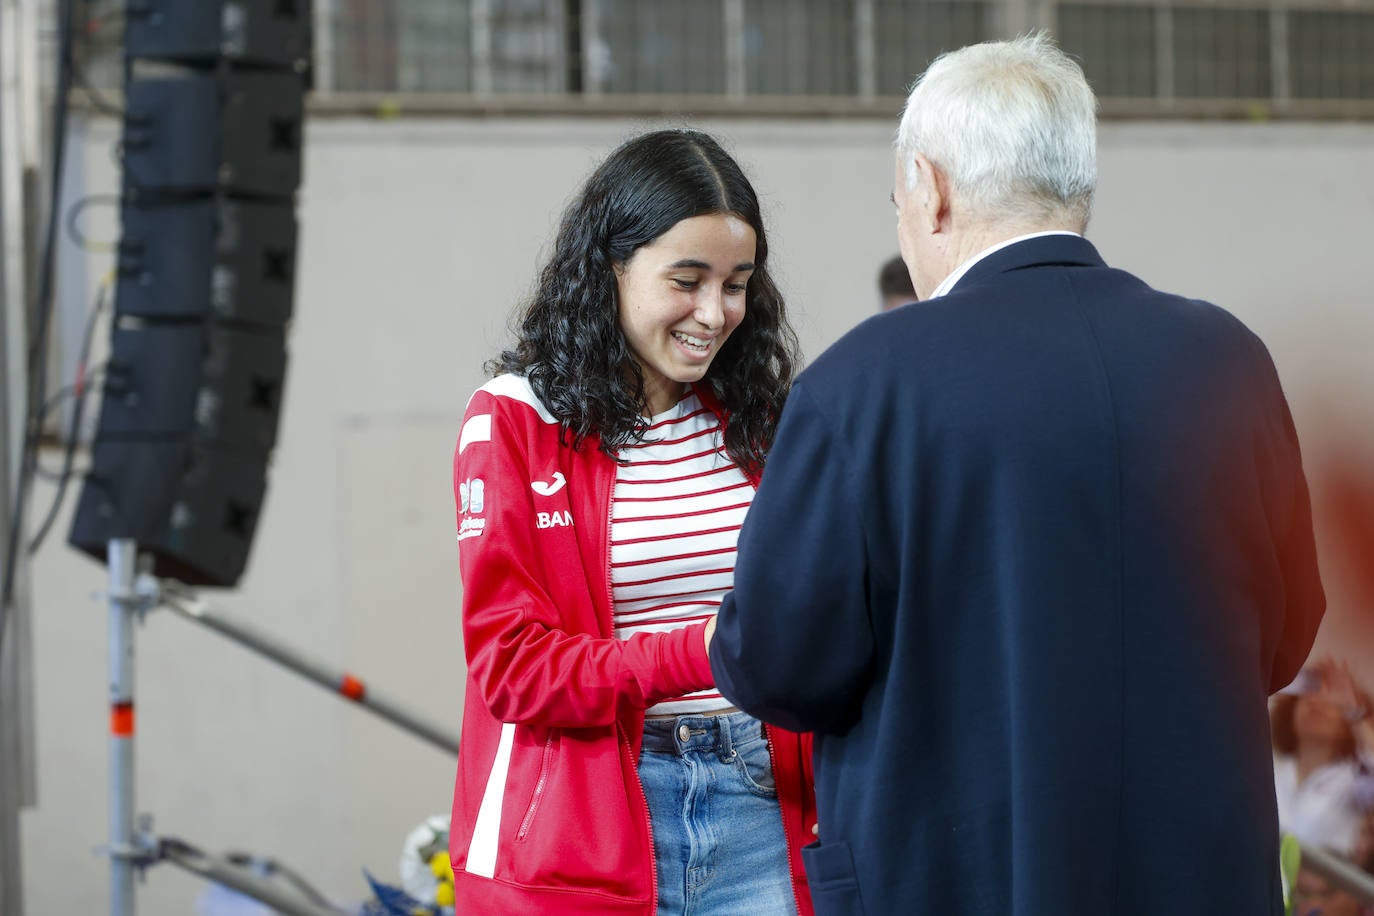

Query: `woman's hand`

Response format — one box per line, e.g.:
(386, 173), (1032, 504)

(703, 616), (717, 657)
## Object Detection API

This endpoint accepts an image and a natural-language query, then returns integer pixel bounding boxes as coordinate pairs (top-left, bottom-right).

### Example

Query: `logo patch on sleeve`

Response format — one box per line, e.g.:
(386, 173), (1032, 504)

(459, 478), (485, 514)
(458, 477), (487, 541)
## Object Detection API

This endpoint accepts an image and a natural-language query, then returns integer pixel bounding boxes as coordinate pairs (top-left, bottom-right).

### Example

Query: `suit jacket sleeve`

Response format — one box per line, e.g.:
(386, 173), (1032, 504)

(456, 392), (713, 728)
(711, 380), (875, 734)
(1266, 373), (1325, 694)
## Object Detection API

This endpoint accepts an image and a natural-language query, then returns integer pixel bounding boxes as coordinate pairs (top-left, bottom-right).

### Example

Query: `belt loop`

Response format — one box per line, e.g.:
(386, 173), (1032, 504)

(717, 714), (736, 761)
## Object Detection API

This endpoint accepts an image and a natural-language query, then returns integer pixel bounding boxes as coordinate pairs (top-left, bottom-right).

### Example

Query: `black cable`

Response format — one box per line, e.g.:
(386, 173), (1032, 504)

(34, 464), (85, 483)
(224, 852), (336, 908)
(27, 281), (111, 554)
(72, 66), (124, 118)
(161, 839), (340, 911)
(2, 0), (77, 647)
(64, 192), (120, 249)
(38, 363), (107, 423)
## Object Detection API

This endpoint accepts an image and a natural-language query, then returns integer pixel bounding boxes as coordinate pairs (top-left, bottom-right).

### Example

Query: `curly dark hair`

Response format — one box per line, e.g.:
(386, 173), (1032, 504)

(490, 128), (799, 474)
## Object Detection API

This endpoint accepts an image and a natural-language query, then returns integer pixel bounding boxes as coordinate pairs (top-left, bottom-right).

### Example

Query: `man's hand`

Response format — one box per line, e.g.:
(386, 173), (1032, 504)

(703, 615), (717, 657)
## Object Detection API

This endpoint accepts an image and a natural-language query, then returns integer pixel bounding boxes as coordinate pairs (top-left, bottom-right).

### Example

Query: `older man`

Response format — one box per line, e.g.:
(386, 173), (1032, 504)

(707, 33), (1324, 914)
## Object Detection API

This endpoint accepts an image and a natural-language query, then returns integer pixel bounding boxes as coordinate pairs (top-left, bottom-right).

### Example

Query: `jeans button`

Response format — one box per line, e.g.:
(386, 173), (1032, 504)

(677, 724), (691, 743)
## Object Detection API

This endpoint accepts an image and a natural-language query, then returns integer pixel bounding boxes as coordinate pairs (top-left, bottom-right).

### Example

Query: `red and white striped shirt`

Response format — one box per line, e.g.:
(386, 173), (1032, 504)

(611, 391), (754, 716)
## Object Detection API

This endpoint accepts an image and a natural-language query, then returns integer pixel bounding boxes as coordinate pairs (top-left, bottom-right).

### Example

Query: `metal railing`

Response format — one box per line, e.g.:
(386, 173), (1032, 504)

(58, 0), (1374, 119)
(99, 544), (458, 916)
(1296, 841), (1374, 908)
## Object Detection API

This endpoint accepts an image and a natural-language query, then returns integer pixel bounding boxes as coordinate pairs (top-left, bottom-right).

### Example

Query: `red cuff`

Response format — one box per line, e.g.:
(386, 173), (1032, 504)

(630, 622), (715, 705)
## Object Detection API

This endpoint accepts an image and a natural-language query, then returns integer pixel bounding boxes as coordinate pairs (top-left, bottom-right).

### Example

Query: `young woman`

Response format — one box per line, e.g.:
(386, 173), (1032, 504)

(448, 129), (814, 915)
(1273, 658), (1374, 857)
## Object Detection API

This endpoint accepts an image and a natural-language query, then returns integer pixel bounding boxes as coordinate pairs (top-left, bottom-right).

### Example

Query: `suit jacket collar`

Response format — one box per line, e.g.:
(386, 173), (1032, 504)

(951, 233), (1106, 295)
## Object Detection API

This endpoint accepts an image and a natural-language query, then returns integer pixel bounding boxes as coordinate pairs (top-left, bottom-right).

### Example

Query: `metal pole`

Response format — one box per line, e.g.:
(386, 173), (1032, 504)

(581, 0), (604, 96)
(1298, 840), (1374, 906)
(1269, 1), (1291, 114)
(108, 539), (139, 916)
(1155, 3), (1175, 111)
(546, 0), (567, 94)
(854, 0), (876, 101)
(311, 0), (335, 95)
(156, 840), (350, 916)
(471, 0), (493, 96)
(1, 1), (43, 909)
(723, 0), (746, 100)
(158, 586), (460, 756)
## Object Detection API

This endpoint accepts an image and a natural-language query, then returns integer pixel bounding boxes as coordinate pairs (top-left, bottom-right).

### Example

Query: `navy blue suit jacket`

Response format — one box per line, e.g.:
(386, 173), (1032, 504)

(712, 235), (1325, 915)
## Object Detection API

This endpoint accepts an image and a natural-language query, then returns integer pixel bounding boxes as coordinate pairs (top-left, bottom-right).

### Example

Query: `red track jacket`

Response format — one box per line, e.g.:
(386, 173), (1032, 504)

(448, 374), (815, 914)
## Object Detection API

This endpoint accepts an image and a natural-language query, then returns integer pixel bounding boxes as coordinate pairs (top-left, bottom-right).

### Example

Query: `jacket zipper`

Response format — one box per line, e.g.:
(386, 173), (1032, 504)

(765, 723), (804, 914)
(516, 732), (556, 841)
(604, 471), (617, 643)
(606, 458), (659, 910)
(625, 727), (658, 911)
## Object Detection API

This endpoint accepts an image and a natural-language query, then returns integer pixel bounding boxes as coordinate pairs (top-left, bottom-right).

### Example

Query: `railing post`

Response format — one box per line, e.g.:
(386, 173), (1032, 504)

(312, 0), (335, 94)
(855, 0), (876, 101)
(581, 0), (605, 96)
(1155, 2), (1175, 112)
(471, 0), (494, 96)
(724, 0), (746, 100)
(1269, 0), (1292, 113)
(107, 539), (139, 916)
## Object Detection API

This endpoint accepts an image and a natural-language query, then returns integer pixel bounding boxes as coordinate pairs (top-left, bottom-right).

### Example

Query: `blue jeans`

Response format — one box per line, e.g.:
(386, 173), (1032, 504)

(639, 711), (797, 916)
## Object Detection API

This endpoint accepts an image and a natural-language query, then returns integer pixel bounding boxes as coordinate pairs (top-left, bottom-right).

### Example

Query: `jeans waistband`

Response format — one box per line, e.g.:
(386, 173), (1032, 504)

(641, 709), (764, 759)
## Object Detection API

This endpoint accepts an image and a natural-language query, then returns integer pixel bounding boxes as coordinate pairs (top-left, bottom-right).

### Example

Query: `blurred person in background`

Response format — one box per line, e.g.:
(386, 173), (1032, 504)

(877, 253), (917, 311)
(707, 33), (1324, 915)
(1291, 864), (1374, 916)
(1273, 659), (1374, 858)
(1349, 805), (1374, 872)
(448, 128), (813, 915)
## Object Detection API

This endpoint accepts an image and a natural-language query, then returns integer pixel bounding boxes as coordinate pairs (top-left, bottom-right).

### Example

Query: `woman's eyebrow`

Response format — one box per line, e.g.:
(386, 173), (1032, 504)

(666, 258), (756, 272)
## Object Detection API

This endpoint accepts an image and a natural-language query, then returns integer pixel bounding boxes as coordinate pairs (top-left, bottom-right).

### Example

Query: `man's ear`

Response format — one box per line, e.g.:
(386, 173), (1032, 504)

(912, 153), (948, 234)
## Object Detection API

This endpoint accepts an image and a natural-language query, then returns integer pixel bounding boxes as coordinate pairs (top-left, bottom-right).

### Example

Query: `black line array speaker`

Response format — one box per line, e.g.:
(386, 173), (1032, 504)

(68, 1), (311, 587)
(124, 0), (311, 69)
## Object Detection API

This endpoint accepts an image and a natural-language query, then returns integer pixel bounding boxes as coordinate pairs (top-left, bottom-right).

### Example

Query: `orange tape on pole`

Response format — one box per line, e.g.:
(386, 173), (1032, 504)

(339, 674), (366, 702)
(111, 703), (135, 736)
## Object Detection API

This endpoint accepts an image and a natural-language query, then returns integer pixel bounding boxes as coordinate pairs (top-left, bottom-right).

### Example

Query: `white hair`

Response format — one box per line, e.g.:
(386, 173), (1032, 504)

(895, 32), (1098, 229)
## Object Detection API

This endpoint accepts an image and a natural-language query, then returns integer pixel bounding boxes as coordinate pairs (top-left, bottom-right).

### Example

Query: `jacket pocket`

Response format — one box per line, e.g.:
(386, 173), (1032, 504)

(502, 727), (649, 899)
(516, 730), (559, 841)
(802, 840), (865, 914)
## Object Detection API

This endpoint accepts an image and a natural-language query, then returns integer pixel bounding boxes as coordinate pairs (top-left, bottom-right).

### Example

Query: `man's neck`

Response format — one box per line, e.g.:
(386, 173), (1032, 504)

(927, 222), (1083, 300)
(948, 220), (1080, 269)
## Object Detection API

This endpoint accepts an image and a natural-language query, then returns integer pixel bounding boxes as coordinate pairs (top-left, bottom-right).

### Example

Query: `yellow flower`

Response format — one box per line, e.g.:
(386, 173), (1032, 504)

(429, 851), (455, 883)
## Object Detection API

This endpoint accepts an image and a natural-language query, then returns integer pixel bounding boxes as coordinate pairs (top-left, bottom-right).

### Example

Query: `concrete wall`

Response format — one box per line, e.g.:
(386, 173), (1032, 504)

(19, 116), (1374, 913)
